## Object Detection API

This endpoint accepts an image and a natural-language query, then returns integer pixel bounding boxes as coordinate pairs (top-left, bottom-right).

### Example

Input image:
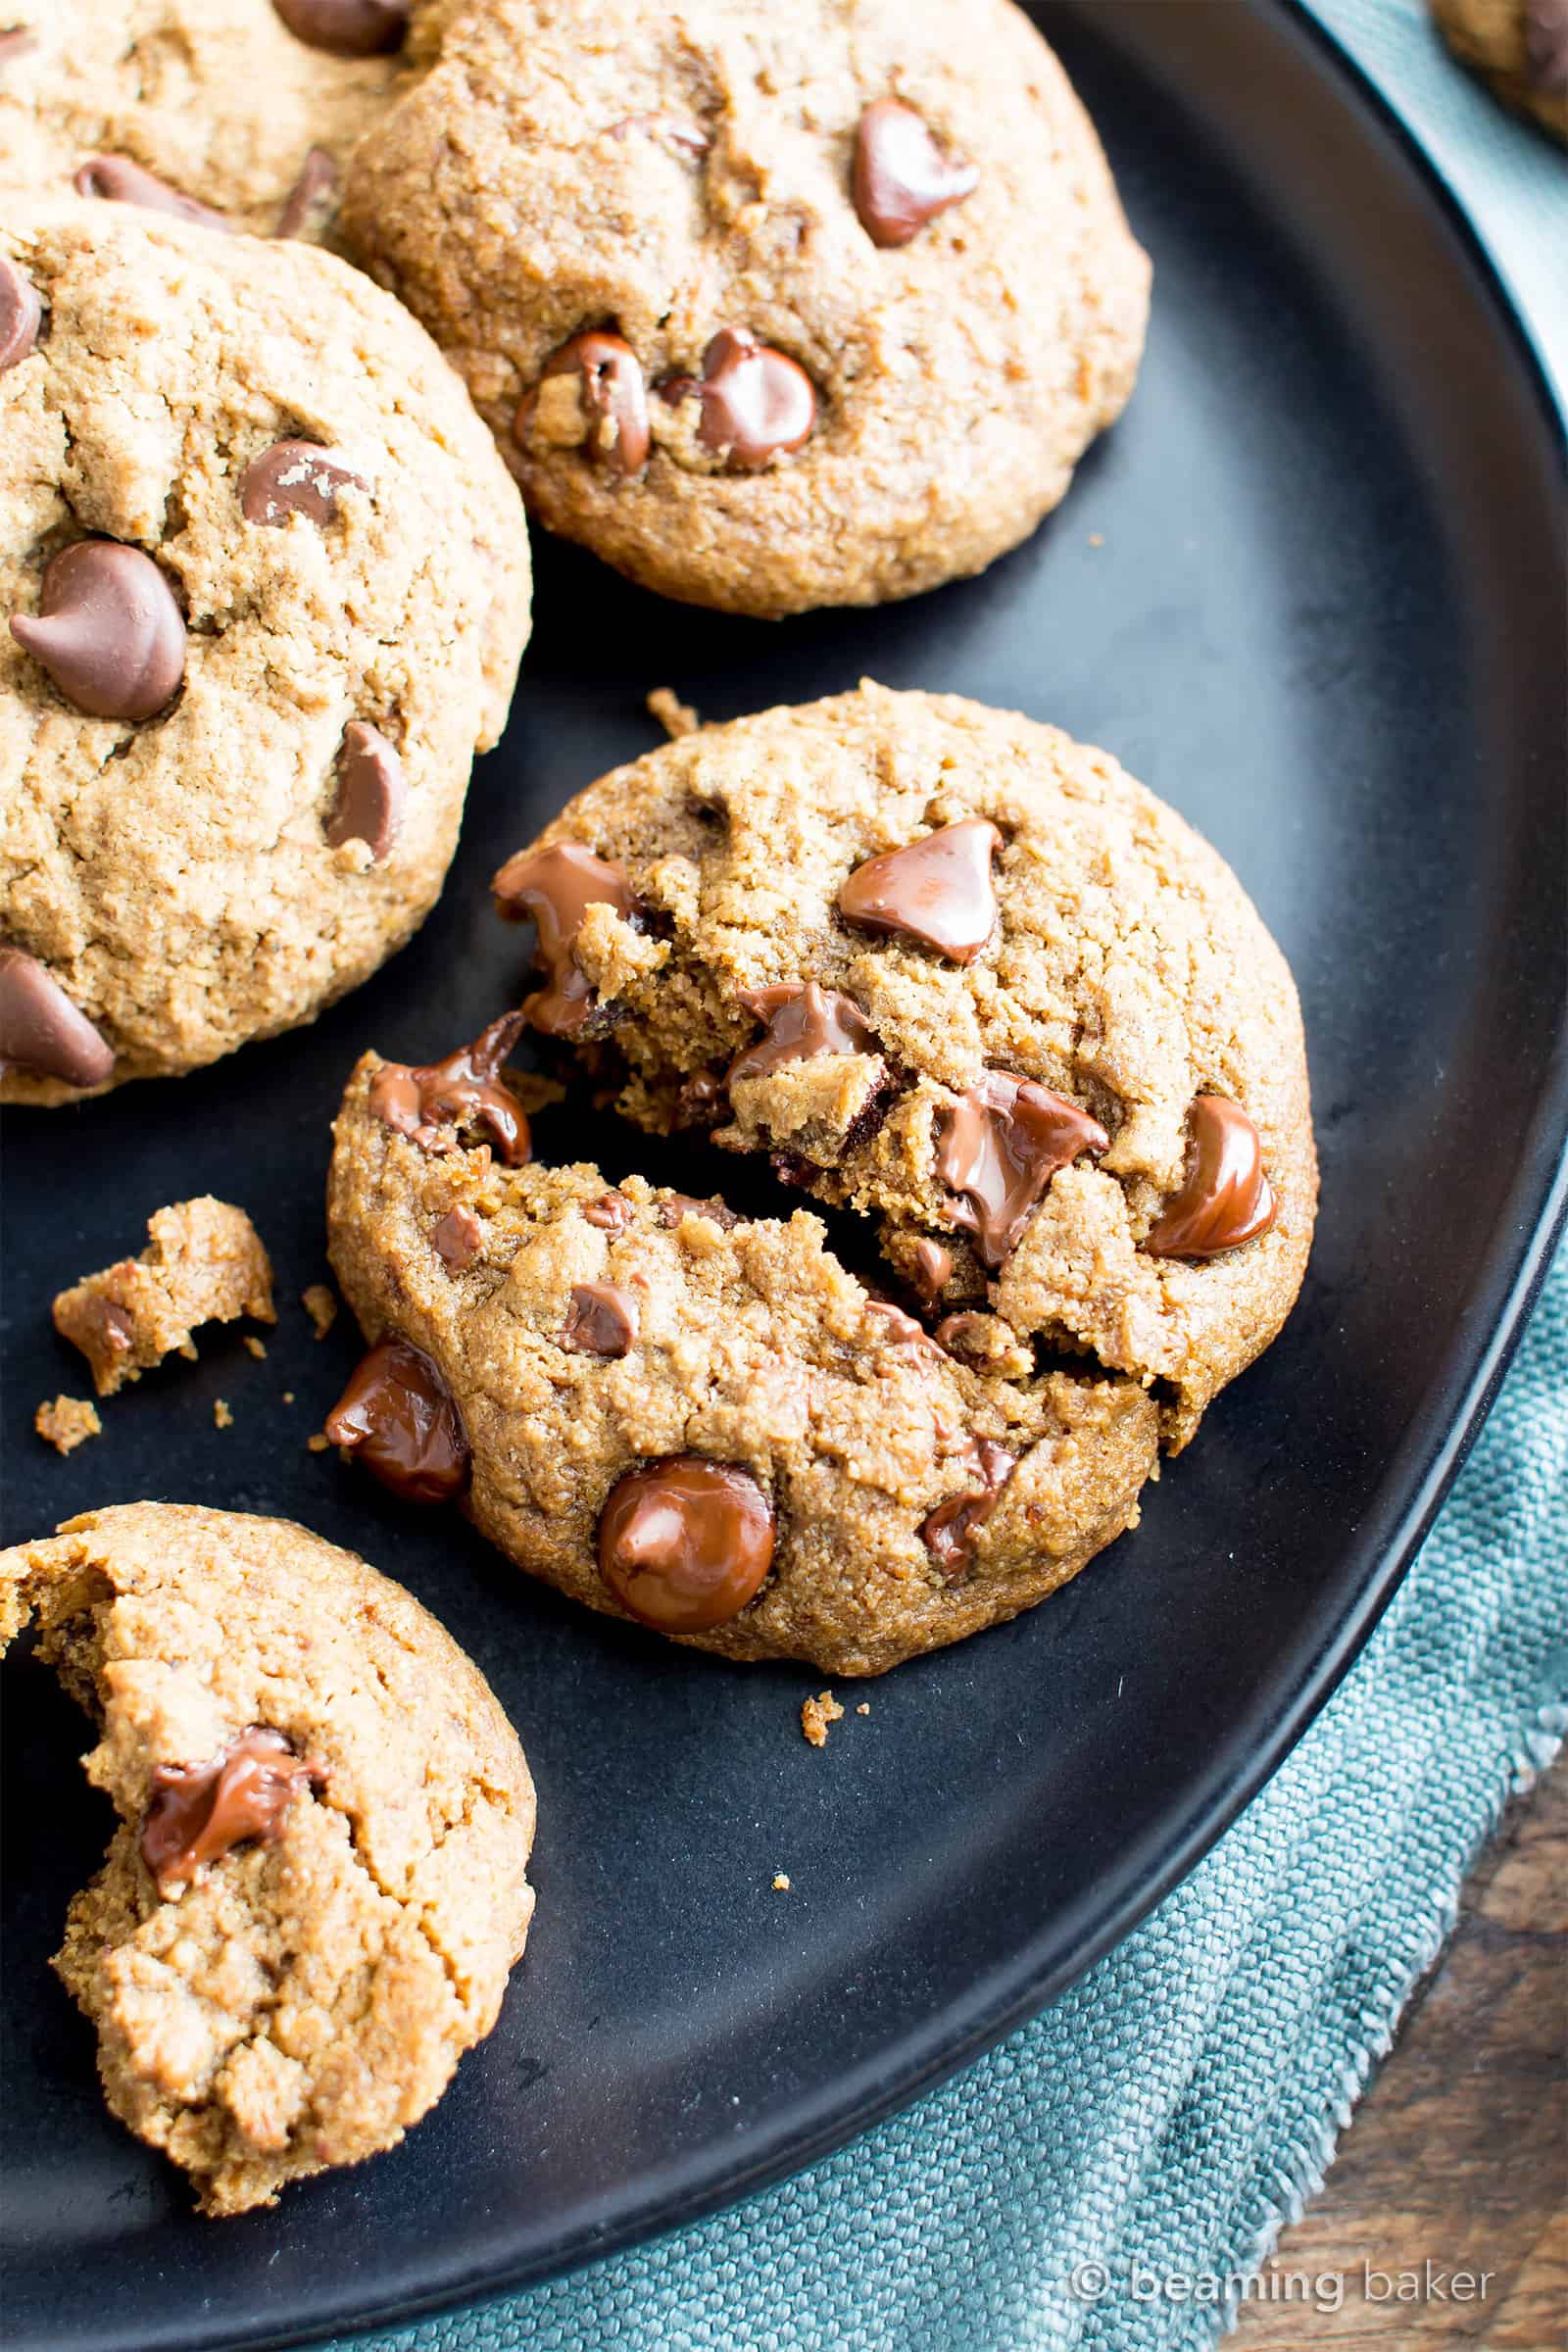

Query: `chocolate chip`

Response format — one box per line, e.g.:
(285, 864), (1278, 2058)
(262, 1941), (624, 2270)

(0, 255), (41, 372)
(141, 1728), (324, 1896)
(864, 1298), (939, 1359)
(920, 1438), (1016, 1581)
(838, 819), (1002, 963)
(521, 332), (650, 477)
(431, 1204), (482, 1272)
(598, 1456), (774, 1633)
(659, 1193), (740, 1232)
(327, 720), (405, 863)
(73, 156), (233, 230)
(369, 1011), (530, 1166)
(273, 143), (338, 239)
(933, 1312), (998, 1365)
(1144, 1095), (1277, 1259)
(1526, 0), (1568, 92)
(727, 981), (878, 1084)
(324, 1335), (470, 1502)
(10, 541), (186, 720)
(584, 1191), (634, 1232)
(241, 438), (367, 527)
(270, 0), (408, 56)
(491, 842), (640, 1037)
(937, 1074), (1108, 1267)
(0, 947), (114, 1087)
(562, 1282), (639, 1358)
(909, 1238), (953, 1306)
(664, 328), (816, 470)
(852, 100), (979, 248)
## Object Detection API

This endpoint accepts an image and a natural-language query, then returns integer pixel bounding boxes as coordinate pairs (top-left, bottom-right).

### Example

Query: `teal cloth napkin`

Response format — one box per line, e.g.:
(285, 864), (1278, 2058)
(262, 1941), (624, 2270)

(337, 9), (1568, 2347)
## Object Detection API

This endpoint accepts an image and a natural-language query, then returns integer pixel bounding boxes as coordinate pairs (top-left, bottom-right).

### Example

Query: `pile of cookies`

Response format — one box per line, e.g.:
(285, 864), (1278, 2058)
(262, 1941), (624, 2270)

(2, 0), (1315, 2221)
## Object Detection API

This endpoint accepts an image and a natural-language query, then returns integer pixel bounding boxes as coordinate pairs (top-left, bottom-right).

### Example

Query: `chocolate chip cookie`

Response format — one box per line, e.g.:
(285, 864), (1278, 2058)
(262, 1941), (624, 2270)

(1, 199), (530, 1102)
(1, 1501), (536, 2214)
(490, 684), (1317, 1449)
(1430, 0), (1568, 143)
(324, 1046), (1160, 1675)
(339, 0), (1151, 615)
(53, 1197), (275, 1396)
(0, 1), (417, 241)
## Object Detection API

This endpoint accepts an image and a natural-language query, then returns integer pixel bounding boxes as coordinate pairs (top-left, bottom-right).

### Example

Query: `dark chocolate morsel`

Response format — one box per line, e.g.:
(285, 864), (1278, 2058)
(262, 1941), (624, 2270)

(73, 156), (233, 230)
(584, 1192), (635, 1232)
(141, 1728), (324, 1895)
(431, 1204), (482, 1272)
(909, 1238), (954, 1305)
(369, 1011), (530, 1166)
(324, 1335), (470, 1502)
(665, 328), (816, 470)
(0, 254), (41, 372)
(271, 0), (409, 57)
(837, 819), (1002, 963)
(937, 1073), (1108, 1267)
(562, 1282), (640, 1358)
(1144, 1095), (1277, 1259)
(852, 100), (978, 248)
(598, 1456), (774, 1633)
(273, 143), (339, 239)
(0, 947), (115, 1086)
(327, 720), (405, 863)
(919, 1438), (1016, 1581)
(11, 541), (186, 720)
(659, 1193), (740, 1232)
(491, 841), (640, 1036)
(727, 981), (878, 1084)
(521, 332), (650, 477)
(241, 438), (367, 527)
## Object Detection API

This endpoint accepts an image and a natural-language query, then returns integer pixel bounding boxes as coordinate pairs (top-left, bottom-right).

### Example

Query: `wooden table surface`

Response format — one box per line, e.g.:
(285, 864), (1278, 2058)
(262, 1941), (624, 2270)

(1232, 1762), (1566, 2349)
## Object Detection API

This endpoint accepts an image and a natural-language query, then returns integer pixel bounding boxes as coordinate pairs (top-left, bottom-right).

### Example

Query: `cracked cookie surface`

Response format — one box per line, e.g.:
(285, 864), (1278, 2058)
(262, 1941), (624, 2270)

(339, 0), (1151, 615)
(0, 1500), (536, 2215)
(327, 1060), (1159, 1675)
(492, 684), (1317, 1448)
(0, 199), (530, 1102)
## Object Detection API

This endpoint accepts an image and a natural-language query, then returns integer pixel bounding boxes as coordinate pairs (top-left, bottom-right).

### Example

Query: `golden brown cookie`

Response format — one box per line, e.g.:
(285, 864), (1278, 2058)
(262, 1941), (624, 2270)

(339, 0), (1151, 615)
(1430, 0), (1568, 143)
(1, 1501), (536, 2215)
(53, 1198), (274, 1396)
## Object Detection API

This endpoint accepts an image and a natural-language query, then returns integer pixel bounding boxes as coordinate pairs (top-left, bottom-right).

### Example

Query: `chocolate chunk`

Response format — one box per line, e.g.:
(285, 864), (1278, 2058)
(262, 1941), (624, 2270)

(838, 819), (1002, 963)
(522, 332), (650, 477)
(676, 1067), (726, 1124)
(1526, 0), (1568, 92)
(431, 1204), (482, 1272)
(73, 156), (233, 230)
(369, 1011), (530, 1166)
(659, 1193), (740, 1232)
(664, 328), (815, 470)
(141, 1728), (324, 1896)
(920, 1439), (1016, 1581)
(327, 720), (405, 862)
(491, 842), (640, 1036)
(10, 541), (186, 721)
(324, 1335), (470, 1502)
(562, 1282), (639, 1358)
(1144, 1094), (1277, 1259)
(727, 981), (878, 1084)
(241, 438), (367, 527)
(271, 0), (408, 56)
(910, 1238), (954, 1306)
(598, 1456), (774, 1633)
(0, 947), (115, 1086)
(0, 255), (41, 372)
(852, 100), (979, 248)
(273, 143), (338, 239)
(937, 1073), (1108, 1266)
(584, 1191), (634, 1232)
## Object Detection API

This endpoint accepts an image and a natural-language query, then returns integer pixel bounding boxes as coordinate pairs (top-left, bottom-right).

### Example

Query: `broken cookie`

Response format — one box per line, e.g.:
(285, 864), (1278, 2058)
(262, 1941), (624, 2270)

(53, 1199), (274, 1397)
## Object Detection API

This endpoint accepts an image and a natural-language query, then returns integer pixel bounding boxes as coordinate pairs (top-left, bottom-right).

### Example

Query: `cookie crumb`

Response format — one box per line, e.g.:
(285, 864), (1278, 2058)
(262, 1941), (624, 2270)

(243, 1334), (268, 1359)
(34, 1396), (101, 1455)
(772, 1873), (791, 1891)
(307, 1431), (331, 1453)
(857, 1702), (870, 1716)
(53, 1200), (274, 1396)
(303, 1284), (338, 1340)
(801, 1690), (844, 1747)
(214, 1398), (234, 1430)
(282, 1390), (296, 1404)
(647, 685), (699, 739)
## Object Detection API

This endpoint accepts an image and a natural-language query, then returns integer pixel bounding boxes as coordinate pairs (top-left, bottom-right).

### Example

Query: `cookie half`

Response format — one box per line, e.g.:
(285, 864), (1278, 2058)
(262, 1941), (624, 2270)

(1, 200), (530, 1102)
(1, 1501), (536, 2215)
(339, 0), (1151, 615)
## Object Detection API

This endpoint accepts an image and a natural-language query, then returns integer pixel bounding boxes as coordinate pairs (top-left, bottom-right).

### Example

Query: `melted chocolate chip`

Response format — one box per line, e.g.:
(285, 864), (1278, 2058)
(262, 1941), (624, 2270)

(1525, 0), (1568, 92)
(327, 720), (405, 863)
(522, 332), (650, 477)
(141, 1728), (324, 1895)
(864, 1298), (939, 1359)
(852, 100), (979, 248)
(937, 1074), (1108, 1267)
(838, 819), (1002, 964)
(920, 1439), (1016, 1581)
(909, 1238), (954, 1306)
(584, 1191), (634, 1232)
(271, 0), (408, 56)
(727, 981), (878, 1084)
(10, 541), (186, 720)
(274, 143), (339, 239)
(0, 254), (41, 372)
(598, 1456), (774, 1633)
(73, 156), (232, 229)
(369, 1011), (530, 1165)
(0, 947), (115, 1086)
(659, 1193), (740, 1232)
(562, 1282), (640, 1358)
(664, 329), (816, 470)
(241, 438), (367, 527)
(1144, 1095), (1277, 1259)
(324, 1335), (470, 1502)
(491, 842), (640, 1036)
(431, 1203), (482, 1272)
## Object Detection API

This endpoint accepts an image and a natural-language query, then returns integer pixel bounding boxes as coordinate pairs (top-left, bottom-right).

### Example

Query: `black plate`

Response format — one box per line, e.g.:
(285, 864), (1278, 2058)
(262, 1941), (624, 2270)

(4, 5), (1565, 2346)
